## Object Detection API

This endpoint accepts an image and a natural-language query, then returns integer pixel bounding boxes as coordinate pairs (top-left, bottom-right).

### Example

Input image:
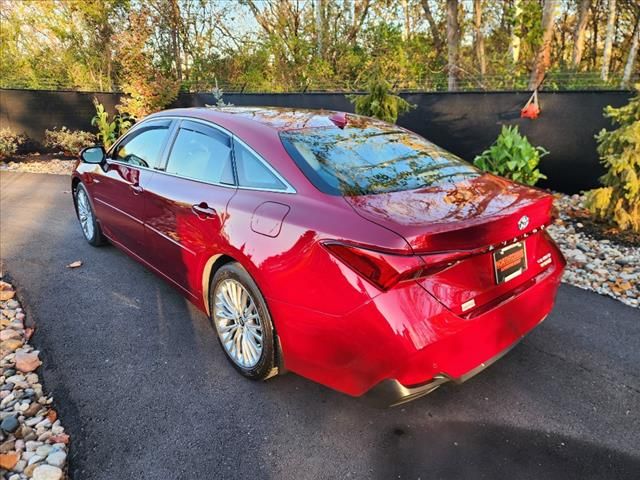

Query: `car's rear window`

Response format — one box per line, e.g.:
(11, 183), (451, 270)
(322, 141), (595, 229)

(281, 126), (480, 196)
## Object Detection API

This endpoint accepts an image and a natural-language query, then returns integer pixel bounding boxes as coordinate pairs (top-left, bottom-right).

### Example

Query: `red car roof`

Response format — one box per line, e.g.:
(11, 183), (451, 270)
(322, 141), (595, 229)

(151, 106), (347, 133)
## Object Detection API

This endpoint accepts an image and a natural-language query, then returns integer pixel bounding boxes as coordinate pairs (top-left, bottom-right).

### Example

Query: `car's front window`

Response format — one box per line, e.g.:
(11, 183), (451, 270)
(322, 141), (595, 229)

(281, 125), (480, 196)
(114, 125), (170, 168)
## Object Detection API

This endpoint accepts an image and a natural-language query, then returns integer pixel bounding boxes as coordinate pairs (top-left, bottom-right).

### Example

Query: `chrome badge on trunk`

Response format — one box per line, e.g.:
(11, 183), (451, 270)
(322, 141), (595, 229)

(518, 215), (530, 230)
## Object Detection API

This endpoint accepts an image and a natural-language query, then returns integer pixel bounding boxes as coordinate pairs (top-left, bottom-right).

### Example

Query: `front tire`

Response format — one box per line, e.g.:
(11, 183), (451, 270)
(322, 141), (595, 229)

(210, 263), (276, 380)
(75, 183), (105, 246)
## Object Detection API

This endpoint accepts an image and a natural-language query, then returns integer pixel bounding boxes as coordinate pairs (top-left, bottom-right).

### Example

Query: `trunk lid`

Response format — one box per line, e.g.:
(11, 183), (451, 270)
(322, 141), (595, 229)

(344, 174), (553, 254)
(344, 174), (557, 314)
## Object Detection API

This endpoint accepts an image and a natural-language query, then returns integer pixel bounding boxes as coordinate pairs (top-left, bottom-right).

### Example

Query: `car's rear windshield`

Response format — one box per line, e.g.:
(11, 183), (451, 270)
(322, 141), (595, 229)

(280, 125), (480, 196)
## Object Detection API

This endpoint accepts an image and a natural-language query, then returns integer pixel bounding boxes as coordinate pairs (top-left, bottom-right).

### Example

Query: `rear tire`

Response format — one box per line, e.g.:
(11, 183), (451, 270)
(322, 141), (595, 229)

(75, 183), (106, 246)
(210, 262), (276, 380)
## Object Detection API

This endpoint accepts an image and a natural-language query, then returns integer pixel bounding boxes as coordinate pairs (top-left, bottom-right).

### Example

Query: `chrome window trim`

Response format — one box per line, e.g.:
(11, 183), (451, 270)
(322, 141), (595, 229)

(231, 135), (296, 194)
(116, 114), (296, 194)
(108, 118), (174, 167)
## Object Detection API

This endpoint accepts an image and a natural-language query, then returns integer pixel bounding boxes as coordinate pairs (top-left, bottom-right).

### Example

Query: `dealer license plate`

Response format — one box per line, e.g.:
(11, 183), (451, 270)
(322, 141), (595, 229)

(493, 241), (527, 285)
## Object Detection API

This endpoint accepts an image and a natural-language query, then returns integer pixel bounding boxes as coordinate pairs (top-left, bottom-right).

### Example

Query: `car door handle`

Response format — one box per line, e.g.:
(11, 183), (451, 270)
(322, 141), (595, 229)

(192, 203), (217, 218)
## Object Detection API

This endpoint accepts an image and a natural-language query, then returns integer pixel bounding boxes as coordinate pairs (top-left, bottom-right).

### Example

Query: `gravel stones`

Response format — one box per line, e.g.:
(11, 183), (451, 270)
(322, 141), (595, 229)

(0, 279), (68, 478)
(31, 465), (62, 480)
(0, 452), (19, 470)
(14, 353), (41, 374)
(1, 416), (19, 434)
(547, 194), (639, 308)
(0, 158), (74, 176)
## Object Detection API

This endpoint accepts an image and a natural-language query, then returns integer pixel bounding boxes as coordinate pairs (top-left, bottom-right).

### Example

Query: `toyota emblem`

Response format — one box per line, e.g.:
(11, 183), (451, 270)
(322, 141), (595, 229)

(518, 215), (530, 230)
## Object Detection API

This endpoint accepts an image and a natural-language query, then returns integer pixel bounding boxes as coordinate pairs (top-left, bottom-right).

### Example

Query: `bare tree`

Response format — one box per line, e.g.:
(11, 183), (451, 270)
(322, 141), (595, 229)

(446, 0), (460, 91)
(473, 0), (486, 78)
(621, 14), (640, 87)
(421, 0), (443, 53)
(571, 0), (591, 68)
(345, 0), (371, 44)
(528, 0), (559, 90)
(601, 0), (617, 80)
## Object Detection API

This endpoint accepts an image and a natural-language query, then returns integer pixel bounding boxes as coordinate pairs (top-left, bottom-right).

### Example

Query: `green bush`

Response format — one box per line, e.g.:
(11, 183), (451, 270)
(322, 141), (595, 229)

(44, 127), (95, 156)
(584, 85), (640, 232)
(473, 125), (548, 186)
(0, 128), (25, 159)
(91, 100), (132, 149)
(348, 77), (414, 124)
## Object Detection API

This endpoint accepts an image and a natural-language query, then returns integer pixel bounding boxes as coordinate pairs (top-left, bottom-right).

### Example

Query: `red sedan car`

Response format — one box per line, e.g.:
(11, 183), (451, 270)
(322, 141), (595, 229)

(73, 107), (565, 406)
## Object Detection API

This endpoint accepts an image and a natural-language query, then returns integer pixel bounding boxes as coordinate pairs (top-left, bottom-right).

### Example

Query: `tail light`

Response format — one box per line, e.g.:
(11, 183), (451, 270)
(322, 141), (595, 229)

(323, 242), (457, 291)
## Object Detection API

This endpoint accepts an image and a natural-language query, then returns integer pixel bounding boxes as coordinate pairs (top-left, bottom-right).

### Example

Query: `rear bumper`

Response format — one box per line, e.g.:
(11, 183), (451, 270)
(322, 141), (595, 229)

(270, 237), (565, 400)
(364, 317), (543, 407)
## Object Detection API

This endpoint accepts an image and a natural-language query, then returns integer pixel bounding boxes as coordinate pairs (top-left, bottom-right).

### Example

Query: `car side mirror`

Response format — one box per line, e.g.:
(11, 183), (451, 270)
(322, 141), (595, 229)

(80, 146), (106, 164)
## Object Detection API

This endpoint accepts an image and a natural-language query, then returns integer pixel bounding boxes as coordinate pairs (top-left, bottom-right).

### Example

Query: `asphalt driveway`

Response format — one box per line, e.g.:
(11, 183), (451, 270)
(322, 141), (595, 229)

(1, 171), (639, 480)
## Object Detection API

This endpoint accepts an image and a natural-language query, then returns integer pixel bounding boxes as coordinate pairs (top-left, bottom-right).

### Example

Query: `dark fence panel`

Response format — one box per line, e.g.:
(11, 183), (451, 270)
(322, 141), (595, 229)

(0, 89), (122, 150)
(0, 88), (632, 194)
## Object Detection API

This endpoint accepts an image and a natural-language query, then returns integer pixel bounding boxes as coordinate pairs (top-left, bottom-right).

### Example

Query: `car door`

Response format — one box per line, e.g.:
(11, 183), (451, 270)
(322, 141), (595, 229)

(144, 119), (237, 297)
(91, 119), (173, 259)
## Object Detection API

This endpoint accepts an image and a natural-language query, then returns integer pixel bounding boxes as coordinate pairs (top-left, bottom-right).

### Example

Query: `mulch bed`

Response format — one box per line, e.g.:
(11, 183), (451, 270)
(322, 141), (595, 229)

(567, 208), (640, 248)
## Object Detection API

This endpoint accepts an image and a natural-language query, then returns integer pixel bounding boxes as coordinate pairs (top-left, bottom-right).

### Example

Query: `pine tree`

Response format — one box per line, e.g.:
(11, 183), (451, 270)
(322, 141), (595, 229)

(585, 86), (640, 232)
(348, 77), (414, 124)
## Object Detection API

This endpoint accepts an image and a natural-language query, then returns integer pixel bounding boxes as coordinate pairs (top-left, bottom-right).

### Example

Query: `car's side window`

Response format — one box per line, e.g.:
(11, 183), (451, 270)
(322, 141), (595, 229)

(233, 139), (287, 191)
(113, 124), (171, 169)
(165, 121), (235, 185)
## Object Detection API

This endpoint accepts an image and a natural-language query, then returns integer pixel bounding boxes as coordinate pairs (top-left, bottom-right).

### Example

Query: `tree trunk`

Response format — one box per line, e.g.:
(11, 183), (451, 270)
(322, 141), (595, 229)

(446, 0), (460, 91)
(509, 0), (522, 64)
(560, 10), (568, 66)
(528, 0), (558, 90)
(315, 0), (323, 56)
(473, 0), (486, 78)
(421, 0), (443, 53)
(571, 0), (591, 69)
(589, 0), (600, 69)
(601, 0), (616, 81)
(169, 0), (182, 82)
(346, 0), (371, 45)
(621, 15), (640, 87)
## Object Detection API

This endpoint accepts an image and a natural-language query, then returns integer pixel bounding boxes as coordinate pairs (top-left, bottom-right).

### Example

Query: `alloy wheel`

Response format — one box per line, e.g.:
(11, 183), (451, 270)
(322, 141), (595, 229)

(213, 278), (264, 368)
(77, 188), (94, 241)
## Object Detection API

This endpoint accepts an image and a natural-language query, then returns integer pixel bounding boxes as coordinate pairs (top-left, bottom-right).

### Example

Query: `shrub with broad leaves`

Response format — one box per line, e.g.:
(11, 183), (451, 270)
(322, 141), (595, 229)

(91, 100), (132, 149)
(44, 127), (95, 156)
(585, 85), (640, 232)
(0, 128), (25, 160)
(473, 125), (548, 186)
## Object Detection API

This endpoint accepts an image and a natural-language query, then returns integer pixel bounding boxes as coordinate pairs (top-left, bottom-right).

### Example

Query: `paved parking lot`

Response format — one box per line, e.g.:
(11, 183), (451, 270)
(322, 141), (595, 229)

(1, 172), (639, 480)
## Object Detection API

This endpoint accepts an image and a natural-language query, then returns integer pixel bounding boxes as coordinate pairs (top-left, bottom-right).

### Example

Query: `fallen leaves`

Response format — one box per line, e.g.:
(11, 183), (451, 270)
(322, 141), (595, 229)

(610, 280), (634, 295)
